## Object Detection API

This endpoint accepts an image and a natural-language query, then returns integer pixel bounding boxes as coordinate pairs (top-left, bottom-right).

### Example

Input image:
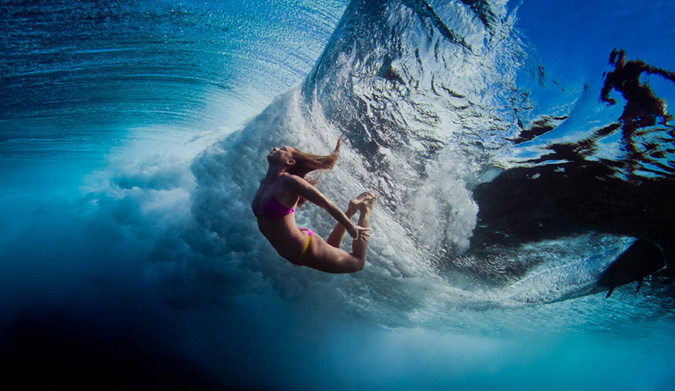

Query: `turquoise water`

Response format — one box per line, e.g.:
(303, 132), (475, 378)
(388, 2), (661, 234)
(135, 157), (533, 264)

(1, 0), (675, 389)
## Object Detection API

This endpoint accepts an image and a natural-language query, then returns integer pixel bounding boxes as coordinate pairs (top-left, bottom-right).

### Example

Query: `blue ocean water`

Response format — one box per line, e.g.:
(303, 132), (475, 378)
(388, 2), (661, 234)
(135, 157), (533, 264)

(2, 0), (675, 389)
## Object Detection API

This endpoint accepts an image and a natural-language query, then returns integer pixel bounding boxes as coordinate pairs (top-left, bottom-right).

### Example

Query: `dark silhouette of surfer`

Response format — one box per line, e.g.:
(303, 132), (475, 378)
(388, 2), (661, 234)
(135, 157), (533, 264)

(597, 238), (666, 298)
(600, 49), (675, 155)
(467, 49), (675, 298)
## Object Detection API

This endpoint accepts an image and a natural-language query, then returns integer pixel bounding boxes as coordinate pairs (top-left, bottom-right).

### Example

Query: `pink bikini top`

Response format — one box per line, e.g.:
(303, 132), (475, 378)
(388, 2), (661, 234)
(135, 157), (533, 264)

(252, 177), (295, 219)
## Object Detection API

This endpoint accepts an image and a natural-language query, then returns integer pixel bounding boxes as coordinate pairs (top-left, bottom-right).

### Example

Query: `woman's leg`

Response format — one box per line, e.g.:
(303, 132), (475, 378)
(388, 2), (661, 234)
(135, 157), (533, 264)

(351, 194), (377, 261)
(305, 194), (377, 273)
(326, 192), (371, 248)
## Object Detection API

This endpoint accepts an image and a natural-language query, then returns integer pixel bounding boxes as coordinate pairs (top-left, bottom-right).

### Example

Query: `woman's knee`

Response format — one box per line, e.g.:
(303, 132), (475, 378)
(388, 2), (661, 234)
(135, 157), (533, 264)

(350, 256), (366, 272)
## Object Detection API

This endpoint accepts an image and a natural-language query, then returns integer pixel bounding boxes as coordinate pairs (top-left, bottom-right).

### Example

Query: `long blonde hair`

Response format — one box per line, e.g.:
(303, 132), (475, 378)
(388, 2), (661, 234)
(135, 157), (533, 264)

(289, 136), (341, 206)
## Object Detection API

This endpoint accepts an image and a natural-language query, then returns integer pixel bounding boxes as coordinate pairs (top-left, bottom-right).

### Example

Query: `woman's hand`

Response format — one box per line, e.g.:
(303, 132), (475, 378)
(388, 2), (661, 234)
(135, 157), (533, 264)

(348, 224), (370, 241)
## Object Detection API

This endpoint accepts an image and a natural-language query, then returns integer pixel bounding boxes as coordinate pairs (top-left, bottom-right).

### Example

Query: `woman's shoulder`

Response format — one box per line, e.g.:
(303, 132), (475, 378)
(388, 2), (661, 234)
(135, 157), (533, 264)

(280, 172), (312, 190)
(279, 172), (304, 184)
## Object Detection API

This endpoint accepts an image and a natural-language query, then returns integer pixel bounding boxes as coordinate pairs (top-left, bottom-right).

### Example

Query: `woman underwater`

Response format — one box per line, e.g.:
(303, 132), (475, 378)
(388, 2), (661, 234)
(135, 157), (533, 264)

(252, 137), (377, 273)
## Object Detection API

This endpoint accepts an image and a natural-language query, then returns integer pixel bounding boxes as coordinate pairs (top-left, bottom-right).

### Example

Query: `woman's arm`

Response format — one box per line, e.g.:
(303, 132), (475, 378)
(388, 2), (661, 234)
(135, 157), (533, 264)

(284, 175), (364, 239)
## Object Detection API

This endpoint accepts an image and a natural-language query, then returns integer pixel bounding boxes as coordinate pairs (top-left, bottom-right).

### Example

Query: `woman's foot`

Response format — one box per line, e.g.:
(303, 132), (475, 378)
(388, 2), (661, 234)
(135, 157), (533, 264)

(360, 193), (378, 215)
(348, 192), (374, 215)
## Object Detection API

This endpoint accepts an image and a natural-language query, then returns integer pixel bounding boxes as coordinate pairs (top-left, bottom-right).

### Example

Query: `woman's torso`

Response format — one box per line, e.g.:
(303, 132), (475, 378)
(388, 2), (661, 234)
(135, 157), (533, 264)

(252, 175), (307, 262)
